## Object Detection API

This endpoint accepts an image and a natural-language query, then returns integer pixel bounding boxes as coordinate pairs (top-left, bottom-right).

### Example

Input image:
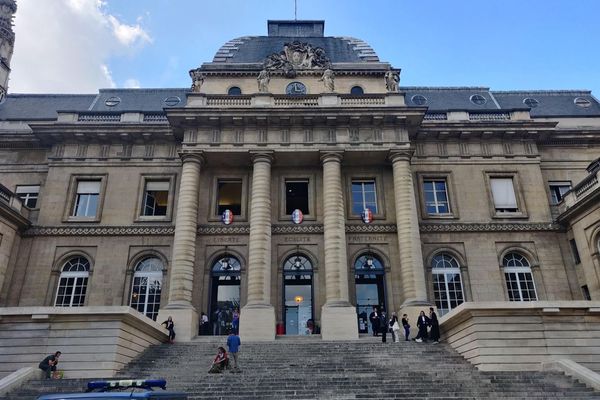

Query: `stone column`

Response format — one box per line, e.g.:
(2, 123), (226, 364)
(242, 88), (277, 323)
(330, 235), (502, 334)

(390, 150), (430, 323)
(157, 152), (203, 342)
(320, 151), (358, 340)
(239, 151), (275, 340)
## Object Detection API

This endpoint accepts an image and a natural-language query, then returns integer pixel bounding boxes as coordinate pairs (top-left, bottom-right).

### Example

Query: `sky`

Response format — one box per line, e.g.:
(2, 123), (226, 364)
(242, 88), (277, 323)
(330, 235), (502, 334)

(8, 0), (600, 96)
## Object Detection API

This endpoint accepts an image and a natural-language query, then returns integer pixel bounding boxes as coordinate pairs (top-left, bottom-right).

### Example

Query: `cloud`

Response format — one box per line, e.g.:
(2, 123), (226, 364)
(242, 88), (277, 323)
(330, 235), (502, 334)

(10, 0), (151, 93)
(123, 78), (141, 89)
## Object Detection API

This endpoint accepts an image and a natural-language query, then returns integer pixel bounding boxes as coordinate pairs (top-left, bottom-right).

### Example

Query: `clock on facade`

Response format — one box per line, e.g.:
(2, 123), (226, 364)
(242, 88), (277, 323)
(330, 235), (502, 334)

(286, 82), (307, 95)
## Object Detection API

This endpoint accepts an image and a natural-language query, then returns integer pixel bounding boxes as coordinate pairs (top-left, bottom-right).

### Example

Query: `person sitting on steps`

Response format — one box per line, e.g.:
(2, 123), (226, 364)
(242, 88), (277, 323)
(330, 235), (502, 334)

(208, 346), (229, 373)
(39, 351), (61, 379)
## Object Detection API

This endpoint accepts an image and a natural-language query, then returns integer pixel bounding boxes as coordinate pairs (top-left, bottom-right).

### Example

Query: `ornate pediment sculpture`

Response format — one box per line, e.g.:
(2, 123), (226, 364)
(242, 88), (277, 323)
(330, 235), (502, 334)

(264, 41), (330, 78)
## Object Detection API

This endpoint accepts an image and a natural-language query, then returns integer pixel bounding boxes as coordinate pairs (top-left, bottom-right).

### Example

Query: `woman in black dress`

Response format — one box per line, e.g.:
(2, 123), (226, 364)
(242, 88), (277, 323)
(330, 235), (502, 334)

(162, 316), (176, 343)
(429, 307), (440, 344)
(415, 310), (430, 343)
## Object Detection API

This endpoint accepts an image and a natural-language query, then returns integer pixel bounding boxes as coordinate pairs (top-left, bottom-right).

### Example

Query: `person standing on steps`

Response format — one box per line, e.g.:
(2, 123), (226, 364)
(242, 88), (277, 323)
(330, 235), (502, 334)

(369, 306), (380, 336)
(401, 313), (411, 341)
(389, 312), (401, 343)
(227, 330), (241, 372)
(208, 346), (229, 373)
(429, 307), (440, 344)
(231, 308), (240, 335)
(379, 310), (389, 343)
(200, 312), (209, 335)
(161, 316), (176, 344)
(415, 310), (430, 343)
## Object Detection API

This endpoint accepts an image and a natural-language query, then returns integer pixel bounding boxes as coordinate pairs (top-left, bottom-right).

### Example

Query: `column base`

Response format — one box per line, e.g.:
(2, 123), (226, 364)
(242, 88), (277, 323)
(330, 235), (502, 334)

(321, 303), (359, 341)
(239, 304), (275, 341)
(398, 303), (437, 338)
(156, 307), (198, 342)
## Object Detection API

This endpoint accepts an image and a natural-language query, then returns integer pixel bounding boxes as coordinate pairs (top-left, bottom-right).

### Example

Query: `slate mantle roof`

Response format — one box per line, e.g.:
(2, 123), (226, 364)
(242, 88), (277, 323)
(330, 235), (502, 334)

(1, 87), (598, 122)
(402, 87), (600, 116)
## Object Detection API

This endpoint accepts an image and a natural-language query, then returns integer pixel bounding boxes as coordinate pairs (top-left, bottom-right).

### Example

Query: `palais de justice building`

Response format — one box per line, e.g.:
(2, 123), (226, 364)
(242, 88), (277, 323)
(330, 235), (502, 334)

(1, 17), (600, 342)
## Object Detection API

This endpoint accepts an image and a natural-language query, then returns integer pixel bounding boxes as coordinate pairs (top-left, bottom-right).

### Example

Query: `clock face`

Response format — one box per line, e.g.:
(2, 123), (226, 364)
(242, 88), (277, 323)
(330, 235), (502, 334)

(286, 82), (307, 96)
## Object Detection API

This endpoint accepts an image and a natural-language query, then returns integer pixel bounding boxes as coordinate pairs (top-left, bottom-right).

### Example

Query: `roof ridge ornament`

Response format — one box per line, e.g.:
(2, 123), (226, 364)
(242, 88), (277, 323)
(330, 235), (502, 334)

(263, 41), (331, 78)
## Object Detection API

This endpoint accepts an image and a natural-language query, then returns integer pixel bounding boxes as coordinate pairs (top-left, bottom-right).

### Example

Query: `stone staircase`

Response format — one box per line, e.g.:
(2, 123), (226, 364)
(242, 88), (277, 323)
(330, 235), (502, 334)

(3, 336), (599, 399)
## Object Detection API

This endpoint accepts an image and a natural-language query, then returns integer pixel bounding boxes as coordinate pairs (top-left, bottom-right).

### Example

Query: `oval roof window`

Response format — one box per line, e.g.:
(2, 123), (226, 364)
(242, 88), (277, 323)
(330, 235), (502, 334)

(164, 96), (181, 107)
(574, 97), (592, 108)
(104, 96), (121, 107)
(411, 94), (427, 106)
(470, 94), (487, 105)
(523, 98), (539, 108)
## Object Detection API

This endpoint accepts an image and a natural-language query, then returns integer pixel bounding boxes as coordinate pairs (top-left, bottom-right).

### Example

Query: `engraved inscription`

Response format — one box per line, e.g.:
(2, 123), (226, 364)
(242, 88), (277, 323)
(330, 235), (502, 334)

(347, 235), (387, 243)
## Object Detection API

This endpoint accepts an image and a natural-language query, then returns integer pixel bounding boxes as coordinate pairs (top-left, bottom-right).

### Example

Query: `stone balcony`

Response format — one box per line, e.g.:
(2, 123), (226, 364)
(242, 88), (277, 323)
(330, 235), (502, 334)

(186, 92), (405, 108)
(0, 183), (29, 224)
(558, 169), (600, 216)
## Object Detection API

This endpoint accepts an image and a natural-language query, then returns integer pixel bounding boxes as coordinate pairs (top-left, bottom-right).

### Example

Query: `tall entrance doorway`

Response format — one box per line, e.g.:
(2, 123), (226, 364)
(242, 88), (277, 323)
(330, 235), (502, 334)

(209, 255), (241, 335)
(283, 254), (313, 335)
(354, 253), (386, 334)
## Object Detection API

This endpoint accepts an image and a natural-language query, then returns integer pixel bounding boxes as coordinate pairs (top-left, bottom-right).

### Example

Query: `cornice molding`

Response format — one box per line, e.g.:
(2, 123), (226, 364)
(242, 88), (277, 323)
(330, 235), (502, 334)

(24, 225), (175, 237)
(419, 222), (561, 233)
(197, 225), (251, 235)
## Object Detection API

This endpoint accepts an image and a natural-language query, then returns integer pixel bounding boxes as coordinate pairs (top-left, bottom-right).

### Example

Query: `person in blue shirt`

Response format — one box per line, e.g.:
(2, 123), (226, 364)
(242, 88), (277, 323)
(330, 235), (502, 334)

(226, 331), (241, 372)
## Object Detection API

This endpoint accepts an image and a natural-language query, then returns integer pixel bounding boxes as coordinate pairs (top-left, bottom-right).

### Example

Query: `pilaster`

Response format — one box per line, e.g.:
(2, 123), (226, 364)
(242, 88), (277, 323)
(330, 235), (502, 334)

(389, 149), (429, 307)
(158, 152), (204, 342)
(320, 150), (358, 340)
(240, 151), (275, 340)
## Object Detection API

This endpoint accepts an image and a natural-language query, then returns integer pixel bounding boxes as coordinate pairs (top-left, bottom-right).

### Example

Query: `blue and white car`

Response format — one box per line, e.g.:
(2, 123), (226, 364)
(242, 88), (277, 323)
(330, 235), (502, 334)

(37, 379), (188, 400)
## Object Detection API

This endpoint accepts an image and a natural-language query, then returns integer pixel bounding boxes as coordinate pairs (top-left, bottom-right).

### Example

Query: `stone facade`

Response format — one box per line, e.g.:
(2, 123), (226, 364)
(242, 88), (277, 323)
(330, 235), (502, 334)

(0, 20), (599, 342)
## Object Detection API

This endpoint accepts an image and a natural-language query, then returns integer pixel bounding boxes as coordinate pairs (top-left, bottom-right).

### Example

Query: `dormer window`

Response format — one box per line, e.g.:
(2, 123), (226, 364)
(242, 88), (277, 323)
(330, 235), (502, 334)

(350, 86), (364, 95)
(228, 87), (242, 95)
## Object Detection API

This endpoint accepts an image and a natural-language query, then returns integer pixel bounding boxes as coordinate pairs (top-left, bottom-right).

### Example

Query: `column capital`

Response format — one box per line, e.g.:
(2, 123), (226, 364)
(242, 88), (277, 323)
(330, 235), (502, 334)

(320, 150), (344, 164)
(388, 148), (414, 163)
(179, 151), (205, 165)
(249, 150), (274, 164)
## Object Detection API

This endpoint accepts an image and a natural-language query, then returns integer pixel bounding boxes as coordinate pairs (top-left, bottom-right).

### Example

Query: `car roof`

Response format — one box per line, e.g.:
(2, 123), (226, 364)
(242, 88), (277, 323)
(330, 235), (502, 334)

(37, 391), (187, 399)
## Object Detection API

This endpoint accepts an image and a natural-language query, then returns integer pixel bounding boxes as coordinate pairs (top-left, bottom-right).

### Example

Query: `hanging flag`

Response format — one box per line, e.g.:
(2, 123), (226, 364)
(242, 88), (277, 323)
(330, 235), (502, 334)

(221, 209), (234, 225)
(361, 208), (373, 223)
(291, 209), (303, 224)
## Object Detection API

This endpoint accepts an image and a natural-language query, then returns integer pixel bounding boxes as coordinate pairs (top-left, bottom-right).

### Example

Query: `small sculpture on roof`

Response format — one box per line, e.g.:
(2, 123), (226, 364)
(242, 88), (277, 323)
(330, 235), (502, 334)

(257, 69), (270, 93)
(385, 70), (400, 92)
(319, 68), (335, 92)
(189, 68), (205, 93)
(263, 41), (330, 78)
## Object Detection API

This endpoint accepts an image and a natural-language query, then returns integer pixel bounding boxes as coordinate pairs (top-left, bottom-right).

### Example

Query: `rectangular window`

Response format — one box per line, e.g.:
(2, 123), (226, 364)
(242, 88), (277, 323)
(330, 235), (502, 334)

(549, 182), (572, 205)
(72, 180), (100, 217)
(569, 239), (581, 265)
(351, 180), (378, 215)
(423, 179), (450, 214)
(15, 185), (40, 208)
(285, 180), (309, 215)
(582, 285), (592, 301)
(217, 180), (242, 215)
(490, 178), (518, 213)
(142, 181), (169, 216)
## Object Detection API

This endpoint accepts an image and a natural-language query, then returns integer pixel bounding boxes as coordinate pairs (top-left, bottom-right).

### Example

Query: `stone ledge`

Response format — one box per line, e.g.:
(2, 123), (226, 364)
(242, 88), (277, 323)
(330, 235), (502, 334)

(0, 307), (169, 379)
(441, 301), (600, 372)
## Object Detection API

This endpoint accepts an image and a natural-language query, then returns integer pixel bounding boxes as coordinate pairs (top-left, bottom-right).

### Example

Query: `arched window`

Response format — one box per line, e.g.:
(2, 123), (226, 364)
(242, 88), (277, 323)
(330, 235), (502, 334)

(350, 86), (364, 95)
(431, 253), (464, 316)
(228, 86), (242, 95)
(55, 256), (90, 307)
(283, 254), (313, 335)
(210, 255), (241, 335)
(354, 253), (386, 334)
(130, 257), (163, 320)
(503, 252), (537, 301)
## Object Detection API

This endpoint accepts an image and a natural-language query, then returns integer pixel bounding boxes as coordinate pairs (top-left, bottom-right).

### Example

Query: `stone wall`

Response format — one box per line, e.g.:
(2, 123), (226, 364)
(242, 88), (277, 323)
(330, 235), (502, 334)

(0, 306), (168, 378)
(441, 301), (600, 372)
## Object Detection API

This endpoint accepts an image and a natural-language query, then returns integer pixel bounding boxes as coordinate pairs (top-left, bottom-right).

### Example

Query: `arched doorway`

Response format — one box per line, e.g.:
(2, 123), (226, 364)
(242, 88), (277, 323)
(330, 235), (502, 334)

(209, 255), (241, 335)
(283, 254), (313, 335)
(354, 253), (386, 334)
